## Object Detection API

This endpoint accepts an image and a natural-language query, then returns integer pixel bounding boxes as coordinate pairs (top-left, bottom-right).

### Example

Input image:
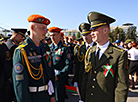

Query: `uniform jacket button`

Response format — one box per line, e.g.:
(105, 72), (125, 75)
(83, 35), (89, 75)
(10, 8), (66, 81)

(93, 78), (96, 81)
(91, 93), (93, 95)
(94, 71), (97, 73)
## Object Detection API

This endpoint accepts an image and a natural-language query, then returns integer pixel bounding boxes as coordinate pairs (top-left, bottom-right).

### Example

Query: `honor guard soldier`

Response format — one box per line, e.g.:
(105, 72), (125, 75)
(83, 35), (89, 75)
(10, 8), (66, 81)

(0, 42), (12, 102)
(73, 23), (96, 101)
(12, 14), (56, 102)
(49, 27), (71, 102)
(5, 28), (27, 102)
(81, 12), (129, 102)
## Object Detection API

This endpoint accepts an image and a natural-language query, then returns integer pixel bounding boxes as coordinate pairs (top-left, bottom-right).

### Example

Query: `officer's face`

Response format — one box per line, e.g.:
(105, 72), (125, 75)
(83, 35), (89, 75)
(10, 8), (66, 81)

(16, 34), (24, 43)
(50, 32), (60, 44)
(33, 23), (48, 40)
(82, 33), (92, 44)
(90, 26), (107, 44)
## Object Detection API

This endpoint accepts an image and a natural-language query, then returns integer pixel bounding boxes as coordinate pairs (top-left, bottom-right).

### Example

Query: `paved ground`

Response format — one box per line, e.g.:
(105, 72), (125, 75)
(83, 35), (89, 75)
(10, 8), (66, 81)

(65, 74), (138, 102)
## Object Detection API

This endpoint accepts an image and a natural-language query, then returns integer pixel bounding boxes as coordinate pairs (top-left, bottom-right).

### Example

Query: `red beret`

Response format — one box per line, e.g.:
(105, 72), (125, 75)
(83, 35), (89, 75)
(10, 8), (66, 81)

(64, 36), (68, 39)
(48, 27), (62, 32)
(27, 14), (50, 25)
(60, 32), (64, 36)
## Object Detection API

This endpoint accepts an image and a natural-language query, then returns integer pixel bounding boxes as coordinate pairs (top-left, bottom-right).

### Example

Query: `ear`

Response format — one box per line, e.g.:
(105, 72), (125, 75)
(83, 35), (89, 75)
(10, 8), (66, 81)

(15, 33), (18, 36)
(31, 24), (34, 31)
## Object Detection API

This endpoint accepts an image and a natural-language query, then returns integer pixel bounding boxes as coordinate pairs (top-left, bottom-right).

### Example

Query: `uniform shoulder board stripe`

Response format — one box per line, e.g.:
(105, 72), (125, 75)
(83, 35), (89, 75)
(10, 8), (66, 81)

(113, 45), (124, 52)
(63, 44), (68, 47)
(17, 41), (28, 50)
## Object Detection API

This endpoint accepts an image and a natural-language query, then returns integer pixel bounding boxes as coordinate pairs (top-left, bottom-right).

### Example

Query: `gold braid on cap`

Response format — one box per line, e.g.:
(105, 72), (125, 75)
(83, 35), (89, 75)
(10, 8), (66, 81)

(21, 48), (43, 80)
(19, 31), (25, 36)
(90, 23), (106, 28)
(81, 31), (91, 34)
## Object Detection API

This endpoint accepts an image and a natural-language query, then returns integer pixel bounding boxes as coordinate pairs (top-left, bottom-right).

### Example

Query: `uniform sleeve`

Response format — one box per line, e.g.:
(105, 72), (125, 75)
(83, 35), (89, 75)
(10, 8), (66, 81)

(115, 51), (129, 102)
(3, 44), (12, 80)
(12, 49), (32, 102)
(56, 47), (71, 78)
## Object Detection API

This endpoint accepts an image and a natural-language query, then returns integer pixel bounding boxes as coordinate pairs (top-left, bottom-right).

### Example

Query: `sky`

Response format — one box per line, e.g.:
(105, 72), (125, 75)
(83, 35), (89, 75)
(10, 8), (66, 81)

(0, 0), (138, 31)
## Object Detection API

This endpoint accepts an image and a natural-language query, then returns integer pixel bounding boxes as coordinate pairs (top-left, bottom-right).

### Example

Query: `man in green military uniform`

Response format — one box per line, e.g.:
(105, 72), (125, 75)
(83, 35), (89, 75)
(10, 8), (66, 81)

(73, 23), (96, 101)
(48, 27), (71, 102)
(81, 12), (129, 102)
(12, 14), (56, 102)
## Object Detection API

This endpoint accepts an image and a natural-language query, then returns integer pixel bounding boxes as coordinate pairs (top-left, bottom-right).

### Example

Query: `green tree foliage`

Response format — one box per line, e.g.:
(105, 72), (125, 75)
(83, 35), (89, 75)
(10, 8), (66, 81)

(73, 31), (76, 39)
(118, 28), (125, 42)
(131, 27), (137, 41)
(76, 32), (81, 39)
(68, 31), (71, 36)
(114, 27), (119, 41)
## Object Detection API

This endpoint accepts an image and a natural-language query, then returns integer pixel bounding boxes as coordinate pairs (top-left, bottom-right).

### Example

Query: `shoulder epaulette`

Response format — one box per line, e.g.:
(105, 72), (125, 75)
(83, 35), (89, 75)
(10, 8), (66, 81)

(0, 42), (3, 45)
(63, 44), (68, 47)
(16, 41), (28, 50)
(113, 45), (124, 52)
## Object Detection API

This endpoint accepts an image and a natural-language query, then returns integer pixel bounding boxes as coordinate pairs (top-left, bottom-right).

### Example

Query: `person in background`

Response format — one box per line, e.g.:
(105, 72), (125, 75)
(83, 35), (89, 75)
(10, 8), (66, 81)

(81, 11), (129, 102)
(73, 23), (96, 102)
(46, 37), (52, 45)
(128, 42), (138, 89)
(49, 27), (71, 102)
(12, 14), (56, 102)
(115, 40), (123, 49)
(0, 43), (12, 102)
(5, 28), (27, 102)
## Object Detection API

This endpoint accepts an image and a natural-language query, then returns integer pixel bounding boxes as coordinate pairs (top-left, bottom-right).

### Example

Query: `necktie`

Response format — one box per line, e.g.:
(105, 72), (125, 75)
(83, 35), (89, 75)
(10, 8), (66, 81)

(87, 45), (90, 50)
(95, 47), (100, 66)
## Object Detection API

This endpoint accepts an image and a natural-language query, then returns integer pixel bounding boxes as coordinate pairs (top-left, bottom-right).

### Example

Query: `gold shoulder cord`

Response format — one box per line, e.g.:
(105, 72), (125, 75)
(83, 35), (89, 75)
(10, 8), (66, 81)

(77, 46), (85, 62)
(21, 48), (43, 80)
(85, 48), (92, 72)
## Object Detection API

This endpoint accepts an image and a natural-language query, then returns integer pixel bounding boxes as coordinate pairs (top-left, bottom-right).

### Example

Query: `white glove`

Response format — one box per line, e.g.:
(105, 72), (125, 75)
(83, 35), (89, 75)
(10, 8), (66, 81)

(48, 80), (54, 95)
(79, 100), (84, 102)
(74, 82), (78, 87)
(54, 69), (59, 75)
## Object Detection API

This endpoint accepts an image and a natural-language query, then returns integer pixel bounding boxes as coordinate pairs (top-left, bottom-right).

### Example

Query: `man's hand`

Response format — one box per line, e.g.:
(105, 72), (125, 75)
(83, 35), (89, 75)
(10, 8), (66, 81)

(51, 97), (56, 102)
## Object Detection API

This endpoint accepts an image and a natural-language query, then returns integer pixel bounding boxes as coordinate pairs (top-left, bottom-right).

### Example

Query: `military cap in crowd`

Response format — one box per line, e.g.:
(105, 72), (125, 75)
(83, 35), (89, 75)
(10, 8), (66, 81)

(11, 28), (27, 37)
(48, 27), (62, 33)
(45, 37), (51, 41)
(79, 23), (91, 35)
(76, 37), (83, 41)
(64, 36), (68, 39)
(27, 31), (30, 35)
(27, 14), (50, 25)
(60, 32), (64, 36)
(88, 11), (116, 30)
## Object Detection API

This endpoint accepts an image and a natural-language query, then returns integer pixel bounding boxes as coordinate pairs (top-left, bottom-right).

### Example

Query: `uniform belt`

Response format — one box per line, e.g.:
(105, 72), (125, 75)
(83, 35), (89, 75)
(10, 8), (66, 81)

(29, 84), (49, 92)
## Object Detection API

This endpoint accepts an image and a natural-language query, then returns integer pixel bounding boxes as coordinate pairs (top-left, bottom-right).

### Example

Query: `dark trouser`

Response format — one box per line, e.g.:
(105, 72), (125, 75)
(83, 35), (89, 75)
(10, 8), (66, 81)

(5, 80), (17, 102)
(0, 87), (6, 102)
(55, 79), (65, 102)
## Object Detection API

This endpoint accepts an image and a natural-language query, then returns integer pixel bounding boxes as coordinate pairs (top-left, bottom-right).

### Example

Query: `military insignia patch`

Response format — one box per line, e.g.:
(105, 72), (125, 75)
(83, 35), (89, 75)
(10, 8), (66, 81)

(56, 56), (60, 61)
(124, 63), (128, 72)
(48, 60), (52, 67)
(16, 74), (24, 81)
(5, 51), (11, 60)
(14, 63), (24, 73)
(67, 53), (71, 59)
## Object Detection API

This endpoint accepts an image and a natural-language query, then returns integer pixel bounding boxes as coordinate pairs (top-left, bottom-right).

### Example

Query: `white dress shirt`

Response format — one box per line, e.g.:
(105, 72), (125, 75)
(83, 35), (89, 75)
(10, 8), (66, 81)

(96, 41), (110, 59)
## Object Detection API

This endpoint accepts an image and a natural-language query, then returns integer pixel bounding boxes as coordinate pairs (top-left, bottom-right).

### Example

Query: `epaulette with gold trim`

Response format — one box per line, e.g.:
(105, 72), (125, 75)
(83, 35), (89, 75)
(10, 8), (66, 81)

(113, 45), (124, 52)
(0, 42), (3, 45)
(16, 41), (28, 50)
(63, 44), (68, 47)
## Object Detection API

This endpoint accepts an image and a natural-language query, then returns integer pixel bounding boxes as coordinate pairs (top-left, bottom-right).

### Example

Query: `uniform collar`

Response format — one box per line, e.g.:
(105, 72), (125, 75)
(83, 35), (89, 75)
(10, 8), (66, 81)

(86, 41), (94, 47)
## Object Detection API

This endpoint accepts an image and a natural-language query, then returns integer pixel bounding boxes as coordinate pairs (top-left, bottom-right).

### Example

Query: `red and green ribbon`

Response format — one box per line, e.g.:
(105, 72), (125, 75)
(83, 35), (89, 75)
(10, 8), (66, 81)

(55, 48), (61, 55)
(46, 51), (51, 61)
(103, 63), (114, 77)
